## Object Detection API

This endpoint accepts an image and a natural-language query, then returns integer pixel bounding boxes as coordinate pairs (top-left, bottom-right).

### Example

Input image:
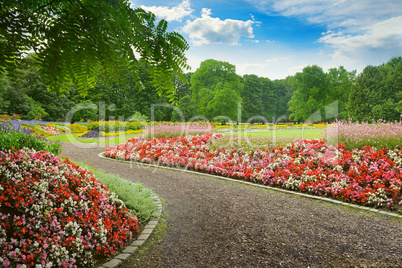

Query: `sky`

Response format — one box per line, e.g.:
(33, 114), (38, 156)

(130, 0), (402, 80)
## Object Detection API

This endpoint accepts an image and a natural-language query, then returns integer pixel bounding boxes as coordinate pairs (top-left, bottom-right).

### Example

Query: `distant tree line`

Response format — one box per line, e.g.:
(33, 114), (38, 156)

(1, 55), (401, 123)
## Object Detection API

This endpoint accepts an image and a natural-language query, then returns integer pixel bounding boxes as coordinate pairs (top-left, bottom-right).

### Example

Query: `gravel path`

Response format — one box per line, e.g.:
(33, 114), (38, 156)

(62, 143), (402, 268)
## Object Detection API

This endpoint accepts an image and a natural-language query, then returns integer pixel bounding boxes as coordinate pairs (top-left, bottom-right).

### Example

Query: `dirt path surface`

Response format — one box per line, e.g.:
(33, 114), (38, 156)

(61, 143), (402, 268)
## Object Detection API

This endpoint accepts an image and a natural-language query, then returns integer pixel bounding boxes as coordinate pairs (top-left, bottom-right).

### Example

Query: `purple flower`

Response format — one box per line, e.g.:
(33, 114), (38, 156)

(81, 129), (103, 138)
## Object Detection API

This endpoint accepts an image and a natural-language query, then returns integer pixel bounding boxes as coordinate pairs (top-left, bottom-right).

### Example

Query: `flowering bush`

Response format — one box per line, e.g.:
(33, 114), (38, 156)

(0, 149), (139, 267)
(37, 125), (59, 135)
(69, 124), (88, 134)
(105, 134), (402, 211)
(142, 122), (215, 139)
(0, 122), (61, 155)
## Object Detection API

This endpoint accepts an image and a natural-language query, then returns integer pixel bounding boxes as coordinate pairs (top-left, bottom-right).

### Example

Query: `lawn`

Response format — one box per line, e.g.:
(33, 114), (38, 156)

(47, 133), (142, 144)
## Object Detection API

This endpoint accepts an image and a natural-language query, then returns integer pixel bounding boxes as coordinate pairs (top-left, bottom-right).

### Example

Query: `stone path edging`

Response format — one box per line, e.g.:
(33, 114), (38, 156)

(99, 187), (162, 268)
(98, 152), (402, 220)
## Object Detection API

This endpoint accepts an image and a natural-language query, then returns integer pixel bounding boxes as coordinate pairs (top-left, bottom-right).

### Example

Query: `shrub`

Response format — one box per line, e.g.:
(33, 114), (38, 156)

(128, 111), (149, 122)
(0, 122), (61, 155)
(126, 121), (144, 131)
(0, 149), (139, 267)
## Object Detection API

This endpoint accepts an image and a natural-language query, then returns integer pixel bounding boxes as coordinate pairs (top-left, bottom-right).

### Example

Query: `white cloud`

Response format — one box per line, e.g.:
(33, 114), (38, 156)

(246, 0), (402, 70)
(288, 64), (308, 75)
(246, 0), (402, 31)
(318, 16), (402, 63)
(181, 8), (255, 46)
(140, 0), (194, 22)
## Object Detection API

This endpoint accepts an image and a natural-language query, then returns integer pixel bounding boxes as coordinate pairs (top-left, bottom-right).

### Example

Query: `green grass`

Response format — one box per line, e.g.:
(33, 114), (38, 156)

(47, 133), (142, 144)
(76, 162), (158, 223)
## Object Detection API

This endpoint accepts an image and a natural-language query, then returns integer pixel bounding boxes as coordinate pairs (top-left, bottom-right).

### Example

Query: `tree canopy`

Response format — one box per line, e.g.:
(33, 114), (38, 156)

(0, 0), (189, 101)
(190, 59), (243, 121)
(348, 57), (402, 121)
(289, 65), (356, 122)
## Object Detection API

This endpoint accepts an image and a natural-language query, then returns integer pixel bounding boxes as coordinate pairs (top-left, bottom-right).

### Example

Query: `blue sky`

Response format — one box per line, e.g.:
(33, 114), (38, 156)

(130, 0), (402, 80)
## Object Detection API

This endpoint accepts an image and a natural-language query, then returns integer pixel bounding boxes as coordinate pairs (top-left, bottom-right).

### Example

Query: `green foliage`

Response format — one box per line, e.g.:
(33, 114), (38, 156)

(71, 101), (99, 123)
(26, 97), (48, 120)
(289, 65), (355, 122)
(207, 82), (242, 120)
(326, 66), (356, 120)
(77, 162), (158, 222)
(1, 52), (401, 124)
(171, 95), (197, 121)
(128, 111), (150, 122)
(289, 65), (327, 121)
(0, 73), (10, 114)
(86, 60), (173, 121)
(88, 120), (143, 132)
(271, 77), (296, 120)
(348, 57), (402, 122)
(190, 59), (244, 120)
(0, 124), (61, 155)
(241, 74), (278, 122)
(0, 0), (189, 100)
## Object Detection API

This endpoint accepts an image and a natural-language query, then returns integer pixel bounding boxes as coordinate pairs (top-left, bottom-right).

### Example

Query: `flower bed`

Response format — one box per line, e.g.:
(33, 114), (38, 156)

(37, 125), (60, 135)
(105, 134), (402, 211)
(0, 122), (61, 155)
(325, 120), (402, 150)
(142, 122), (214, 139)
(78, 129), (143, 138)
(78, 129), (103, 138)
(0, 149), (139, 267)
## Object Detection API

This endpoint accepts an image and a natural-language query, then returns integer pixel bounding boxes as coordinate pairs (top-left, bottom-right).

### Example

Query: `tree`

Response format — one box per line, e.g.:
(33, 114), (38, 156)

(207, 82), (242, 121)
(190, 59), (243, 121)
(347, 66), (377, 121)
(271, 76), (296, 121)
(171, 95), (197, 122)
(288, 65), (328, 121)
(0, 0), (189, 101)
(175, 72), (193, 101)
(348, 57), (401, 122)
(327, 66), (356, 120)
(0, 72), (10, 114)
(19, 55), (75, 121)
(241, 75), (265, 121)
(385, 57), (402, 121)
(86, 59), (173, 121)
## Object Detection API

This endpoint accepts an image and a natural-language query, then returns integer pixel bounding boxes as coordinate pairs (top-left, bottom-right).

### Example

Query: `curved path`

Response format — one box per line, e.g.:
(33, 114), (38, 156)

(62, 143), (402, 268)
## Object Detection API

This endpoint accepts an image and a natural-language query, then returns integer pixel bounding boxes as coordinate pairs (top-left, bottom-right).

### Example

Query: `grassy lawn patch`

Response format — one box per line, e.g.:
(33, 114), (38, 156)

(76, 162), (158, 223)
(48, 133), (142, 144)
